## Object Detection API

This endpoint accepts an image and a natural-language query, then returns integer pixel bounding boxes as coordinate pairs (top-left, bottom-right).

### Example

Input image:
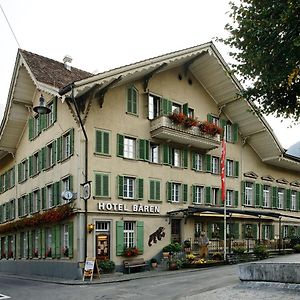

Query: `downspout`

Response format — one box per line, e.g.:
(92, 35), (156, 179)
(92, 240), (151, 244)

(59, 84), (88, 261)
(71, 84), (89, 262)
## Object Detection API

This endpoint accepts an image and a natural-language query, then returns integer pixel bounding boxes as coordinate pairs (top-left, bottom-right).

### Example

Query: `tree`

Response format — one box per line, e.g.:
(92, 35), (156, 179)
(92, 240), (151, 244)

(223, 0), (300, 120)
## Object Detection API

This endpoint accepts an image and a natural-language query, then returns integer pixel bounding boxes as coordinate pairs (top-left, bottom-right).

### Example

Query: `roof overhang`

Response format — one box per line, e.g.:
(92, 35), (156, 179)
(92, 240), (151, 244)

(167, 206), (300, 221)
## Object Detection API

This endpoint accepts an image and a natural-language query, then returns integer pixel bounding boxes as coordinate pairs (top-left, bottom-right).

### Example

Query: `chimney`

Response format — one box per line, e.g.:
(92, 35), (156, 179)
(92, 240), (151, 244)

(63, 55), (72, 71)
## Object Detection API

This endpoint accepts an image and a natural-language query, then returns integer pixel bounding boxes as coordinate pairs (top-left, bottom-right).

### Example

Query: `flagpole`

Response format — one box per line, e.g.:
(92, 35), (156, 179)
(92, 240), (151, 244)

(221, 127), (227, 261)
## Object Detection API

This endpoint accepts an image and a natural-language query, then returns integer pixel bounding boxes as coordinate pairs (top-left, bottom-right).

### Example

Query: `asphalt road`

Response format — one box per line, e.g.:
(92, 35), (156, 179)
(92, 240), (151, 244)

(0, 264), (239, 300)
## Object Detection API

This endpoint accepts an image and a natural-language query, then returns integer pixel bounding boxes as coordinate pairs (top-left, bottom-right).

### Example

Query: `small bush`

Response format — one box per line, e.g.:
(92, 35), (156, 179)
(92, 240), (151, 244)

(294, 244), (300, 253)
(232, 247), (246, 255)
(98, 259), (115, 273)
(289, 236), (300, 248)
(253, 244), (269, 259)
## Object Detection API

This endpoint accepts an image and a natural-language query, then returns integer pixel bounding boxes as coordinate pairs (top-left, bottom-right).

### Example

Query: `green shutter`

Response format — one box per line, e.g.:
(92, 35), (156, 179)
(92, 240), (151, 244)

(53, 97), (57, 123)
(192, 185), (196, 203)
(207, 114), (213, 122)
(29, 193), (33, 214)
(52, 140), (56, 165)
(29, 117), (34, 140)
(255, 184), (262, 207)
(69, 128), (74, 156)
(41, 229), (45, 258)
(54, 182), (60, 206)
(37, 190), (41, 211)
(162, 98), (172, 115)
(233, 123), (238, 143)
(191, 152), (196, 170)
(117, 176), (124, 198)
(116, 221), (124, 256)
(163, 144), (170, 165)
(0, 175), (3, 193)
(18, 163), (21, 183)
(182, 103), (188, 115)
(241, 181), (246, 205)
(150, 180), (155, 200)
(28, 230), (32, 259)
(286, 189), (291, 210)
(156, 181), (160, 200)
(136, 221), (144, 254)
(138, 139), (148, 161)
(103, 131), (109, 154)
(252, 224), (258, 239)
(232, 223), (239, 239)
(56, 137), (62, 162)
(68, 222), (73, 258)
(183, 149), (188, 168)
(51, 226), (56, 258)
(96, 130), (109, 154)
(220, 119), (227, 140)
(234, 191), (239, 207)
(55, 225), (60, 258)
(117, 134), (124, 157)
(182, 184), (188, 203)
(234, 161), (239, 177)
(205, 154), (211, 172)
(137, 178), (144, 199)
(205, 186), (211, 204)
(167, 182), (172, 202)
(95, 173), (102, 196)
(41, 187), (46, 210)
(272, 186), (278, 208)
(297, 191), (300, 211)
(29, 156), (33, 177)
(270, 225), (275, 239)
(41, 147), (46, 170)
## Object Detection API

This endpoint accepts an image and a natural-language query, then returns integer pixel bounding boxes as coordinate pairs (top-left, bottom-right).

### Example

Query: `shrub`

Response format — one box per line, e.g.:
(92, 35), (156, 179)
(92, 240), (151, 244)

(294, 244), (300, 253)
(253, 244), (269, 259)
(232, 247), (246, 255)
(150, 258), (158, 263)
(289, 236), (300, 248)
(98, 260), (115, 273)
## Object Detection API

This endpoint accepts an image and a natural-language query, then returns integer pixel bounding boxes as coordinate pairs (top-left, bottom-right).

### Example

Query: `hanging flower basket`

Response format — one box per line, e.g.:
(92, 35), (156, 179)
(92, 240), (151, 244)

(122, 247), (140, 257)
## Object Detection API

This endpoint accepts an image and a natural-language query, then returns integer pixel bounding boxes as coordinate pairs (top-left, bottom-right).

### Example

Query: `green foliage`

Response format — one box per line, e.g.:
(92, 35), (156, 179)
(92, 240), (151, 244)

(253, 244), (269, 259)
(290, 236), (300, 248)
(223, 0), (300, 120)
(150, 258), (158, 263)
(294, 244), (300, 253)
(98, 260), (115, 273)
(183, 240), (191, 248)
(232, 247), (246, 255)
(163, 242), (182, 253)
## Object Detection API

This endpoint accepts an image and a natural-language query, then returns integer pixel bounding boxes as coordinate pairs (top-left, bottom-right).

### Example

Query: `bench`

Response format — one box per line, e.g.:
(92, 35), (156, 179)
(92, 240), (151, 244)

(123, 258), (148, 274)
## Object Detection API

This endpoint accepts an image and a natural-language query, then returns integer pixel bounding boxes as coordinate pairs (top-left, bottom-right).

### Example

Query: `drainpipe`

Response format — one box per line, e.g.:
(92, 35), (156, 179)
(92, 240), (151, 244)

(59, 84), (89, 261)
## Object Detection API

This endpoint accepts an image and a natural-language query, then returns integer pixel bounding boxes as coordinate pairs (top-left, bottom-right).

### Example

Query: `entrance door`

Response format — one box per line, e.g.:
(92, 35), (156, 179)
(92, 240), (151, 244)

(171, 219), (181, 243)
(95, 221), (110, 260)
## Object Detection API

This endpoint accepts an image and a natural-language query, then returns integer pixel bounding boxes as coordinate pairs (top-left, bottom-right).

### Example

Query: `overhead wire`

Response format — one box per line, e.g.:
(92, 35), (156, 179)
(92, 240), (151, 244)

(0, 3), (21, 48)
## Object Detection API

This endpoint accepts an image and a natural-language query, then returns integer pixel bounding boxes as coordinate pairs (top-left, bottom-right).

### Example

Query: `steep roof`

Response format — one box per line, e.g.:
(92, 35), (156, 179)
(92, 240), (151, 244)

(19, 49), (92, 89)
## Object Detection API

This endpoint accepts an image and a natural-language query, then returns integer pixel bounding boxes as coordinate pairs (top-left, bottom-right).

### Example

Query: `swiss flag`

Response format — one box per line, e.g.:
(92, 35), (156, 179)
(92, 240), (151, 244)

(221, 138), (226, 202)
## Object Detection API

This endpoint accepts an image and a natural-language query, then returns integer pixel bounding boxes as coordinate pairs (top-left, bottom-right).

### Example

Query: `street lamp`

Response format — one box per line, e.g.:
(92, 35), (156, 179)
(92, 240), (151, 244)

(33, 94), (51, 114)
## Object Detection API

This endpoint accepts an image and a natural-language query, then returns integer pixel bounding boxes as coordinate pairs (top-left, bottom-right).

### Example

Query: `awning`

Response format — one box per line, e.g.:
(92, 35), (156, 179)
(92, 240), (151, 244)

(167, 206), (300, 220)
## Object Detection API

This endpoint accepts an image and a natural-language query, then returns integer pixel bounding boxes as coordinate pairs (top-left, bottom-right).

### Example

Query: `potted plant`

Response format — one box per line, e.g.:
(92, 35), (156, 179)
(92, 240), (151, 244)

(168, 112), (186, 125)
(168, 257), (183, 270)
(98, 259), (115, 273)
(162, 244), (172, 258)
(150, 258), (158, 268)
(183, 240), (191, 253)
(199, 121), (222, 136)
(183, 116), (198, 128)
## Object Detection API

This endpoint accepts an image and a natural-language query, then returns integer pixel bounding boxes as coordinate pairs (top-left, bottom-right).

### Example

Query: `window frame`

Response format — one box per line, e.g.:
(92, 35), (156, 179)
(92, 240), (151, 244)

(124, 137), (136, 159)
(245, 182), (254, 206)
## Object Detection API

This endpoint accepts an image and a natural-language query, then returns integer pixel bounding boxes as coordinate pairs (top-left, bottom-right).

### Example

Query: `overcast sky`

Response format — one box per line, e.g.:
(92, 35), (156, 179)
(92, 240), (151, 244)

(0, 0), (298, 149)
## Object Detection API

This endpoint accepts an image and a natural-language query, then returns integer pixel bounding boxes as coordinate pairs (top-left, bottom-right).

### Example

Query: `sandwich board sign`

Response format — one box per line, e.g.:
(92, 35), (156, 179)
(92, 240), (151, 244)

(82, 257), (100, 281)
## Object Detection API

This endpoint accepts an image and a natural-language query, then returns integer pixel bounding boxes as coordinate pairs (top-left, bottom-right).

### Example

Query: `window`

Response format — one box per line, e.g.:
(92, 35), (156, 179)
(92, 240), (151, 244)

(245, 182), (254, 206)
(226, 160), (234, 177)
(46, 142), (55, 168)
(124, 177), (135, 199)
(188, 108), (194, 118)
(226, 190), (233, 206)
(282, 225), (289, 238)
(193, 186), (204, 204)
(124, 221), (135, 248)
(171, 103), (181, 113)
(95, 172), (109, 197)
(124, 137), (136, 159)
(32, 230), (39, 258)
(118, 176), (143, 200)
(34, 115), (40, 137)
(95, 129), (110, 155)
(211, 116), (219, 126)
(171, 183), (181, 203)
(127, 86), (138, 114)
(46, 184), (54, 209)
(62, 129), (74, 160)
(30, 152), (40, 176)
(46, 98), (57, 127)
(212, 188), (219, 205)
(172, 148), (181, 167)
(62, 224), (69, 257)
(291, 191), (296, 211)
(212, 156), (220, 174)
(263, 225), (271, 240)
(212, 223), (220, 239)
(149, 180), (160, 201)
(18, 195), (28, 217)
(278, 188), (284, 209)
(20, 232), (28, 258)
(150, 144), (159, 163)
(32, 190), (40, 213)
(263, 185), (271, 208)
(148, 95), (161, 119)
(18, 159), (28, 183)
(193, 153), (203, 171)
(194, 223), (203, 237)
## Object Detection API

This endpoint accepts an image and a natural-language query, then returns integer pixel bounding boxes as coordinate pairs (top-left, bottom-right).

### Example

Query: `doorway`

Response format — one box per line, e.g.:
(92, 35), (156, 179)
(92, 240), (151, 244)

(171, 219), (181, 243)
(95, 221), (110, 260)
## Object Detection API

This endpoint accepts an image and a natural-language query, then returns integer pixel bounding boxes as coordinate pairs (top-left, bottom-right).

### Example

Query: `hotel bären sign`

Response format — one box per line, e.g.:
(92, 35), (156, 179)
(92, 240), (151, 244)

(98, 202), (160, 214)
